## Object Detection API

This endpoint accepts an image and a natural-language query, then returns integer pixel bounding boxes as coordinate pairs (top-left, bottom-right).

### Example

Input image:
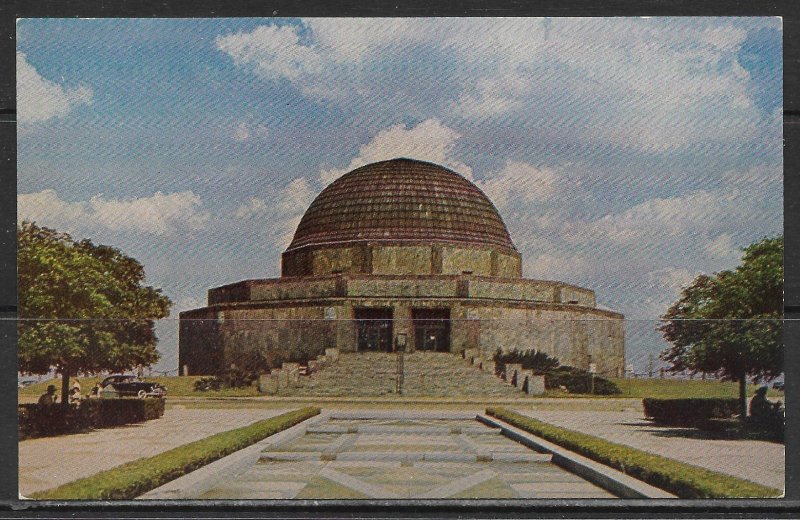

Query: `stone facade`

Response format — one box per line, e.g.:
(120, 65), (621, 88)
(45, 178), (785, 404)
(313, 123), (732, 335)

(282, 242), (522, 278)
(179, 273), (624, 377)
(179, 159), (625, 379)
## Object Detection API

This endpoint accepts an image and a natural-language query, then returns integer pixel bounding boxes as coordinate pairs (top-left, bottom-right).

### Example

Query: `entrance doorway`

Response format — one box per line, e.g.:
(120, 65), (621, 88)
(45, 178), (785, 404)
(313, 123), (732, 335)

(412, 308), (451, 352)
(355, 308), (393, 352)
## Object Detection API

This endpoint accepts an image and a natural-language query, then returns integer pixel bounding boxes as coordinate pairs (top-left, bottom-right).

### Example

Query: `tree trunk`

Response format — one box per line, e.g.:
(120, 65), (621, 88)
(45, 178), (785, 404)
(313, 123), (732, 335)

(738, 371), (748, 421)
(60, 365), (71, 409)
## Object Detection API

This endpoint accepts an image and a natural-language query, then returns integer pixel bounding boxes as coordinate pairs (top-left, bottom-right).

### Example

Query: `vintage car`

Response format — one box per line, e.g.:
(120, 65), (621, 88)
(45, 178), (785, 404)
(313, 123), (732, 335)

(99, 374), (167, 399)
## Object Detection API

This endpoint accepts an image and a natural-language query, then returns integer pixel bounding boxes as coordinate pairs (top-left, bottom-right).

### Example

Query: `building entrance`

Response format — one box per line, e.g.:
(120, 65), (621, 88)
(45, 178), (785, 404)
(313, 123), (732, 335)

(412, 308), (451, 352)
(355, 308), (394, 352)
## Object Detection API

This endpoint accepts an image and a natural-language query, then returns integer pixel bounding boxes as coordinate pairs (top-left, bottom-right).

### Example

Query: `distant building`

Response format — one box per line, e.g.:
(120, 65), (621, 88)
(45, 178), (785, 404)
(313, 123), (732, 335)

(179, 159), (624, 376)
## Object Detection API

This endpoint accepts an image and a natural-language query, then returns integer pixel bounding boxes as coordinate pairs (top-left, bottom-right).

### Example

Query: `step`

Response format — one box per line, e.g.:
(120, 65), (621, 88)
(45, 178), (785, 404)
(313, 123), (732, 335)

(259, 451), (552, 463)
(306, 425), (501, 435)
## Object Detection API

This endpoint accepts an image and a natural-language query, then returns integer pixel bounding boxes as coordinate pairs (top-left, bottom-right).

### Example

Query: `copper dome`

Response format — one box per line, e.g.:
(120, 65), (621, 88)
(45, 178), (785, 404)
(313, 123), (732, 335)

(286, 158), (517, 254)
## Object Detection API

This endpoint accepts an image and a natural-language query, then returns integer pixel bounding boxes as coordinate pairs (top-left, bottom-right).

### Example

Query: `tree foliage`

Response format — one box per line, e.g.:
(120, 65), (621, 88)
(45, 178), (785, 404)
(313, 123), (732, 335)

(18, 222), (172, 401)
(659, 236), (782, 416)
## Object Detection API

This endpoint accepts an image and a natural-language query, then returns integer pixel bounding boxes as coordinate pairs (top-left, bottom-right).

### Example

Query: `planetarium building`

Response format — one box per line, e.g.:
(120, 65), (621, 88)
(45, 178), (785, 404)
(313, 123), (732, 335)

(179, 158), (624, 376)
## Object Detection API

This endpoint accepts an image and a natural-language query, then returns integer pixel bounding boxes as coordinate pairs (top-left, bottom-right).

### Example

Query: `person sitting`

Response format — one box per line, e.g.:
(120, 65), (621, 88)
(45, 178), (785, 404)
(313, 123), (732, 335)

(37, 385), (57, 406)
(69, 386), (82, 406)
(749, 386), (780, 422)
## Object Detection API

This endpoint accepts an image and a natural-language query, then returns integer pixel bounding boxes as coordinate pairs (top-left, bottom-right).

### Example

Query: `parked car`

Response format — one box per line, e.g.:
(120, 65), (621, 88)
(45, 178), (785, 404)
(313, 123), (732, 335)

(772, 381), (784, 391)
(99, 374), (166, 399)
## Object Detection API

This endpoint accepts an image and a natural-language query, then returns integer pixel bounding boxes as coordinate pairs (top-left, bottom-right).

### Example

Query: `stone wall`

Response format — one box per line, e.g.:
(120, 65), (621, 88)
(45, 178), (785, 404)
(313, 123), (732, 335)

(452, 303), (624, 378)
(281, 242), (522, 278)
(178, 308), (225, 376)
(206, 274), (595, 308)
(179, 297), (623, 377)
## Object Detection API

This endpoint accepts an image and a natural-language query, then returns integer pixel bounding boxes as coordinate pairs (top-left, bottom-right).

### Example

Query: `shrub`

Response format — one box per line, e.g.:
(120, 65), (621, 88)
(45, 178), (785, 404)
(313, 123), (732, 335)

(493, 348), (560, 377)
(486, 407), (780, 498)
(19, 399), (165, 440)
(491, 350), (619, 395)
(31, 407), (320, 500)
(545, 366), (620, 395)
(193, 376), (223, 392)
(642, 398), (739, 427)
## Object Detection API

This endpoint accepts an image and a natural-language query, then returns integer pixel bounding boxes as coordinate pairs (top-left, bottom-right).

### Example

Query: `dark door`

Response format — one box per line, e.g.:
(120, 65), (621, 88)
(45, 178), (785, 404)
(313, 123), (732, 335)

(355, 308), (393, 352)
(413, 309), (451, 352)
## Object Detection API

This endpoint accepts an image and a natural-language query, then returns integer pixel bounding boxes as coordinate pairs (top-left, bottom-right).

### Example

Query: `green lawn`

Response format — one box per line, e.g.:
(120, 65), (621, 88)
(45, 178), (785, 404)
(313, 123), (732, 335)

(19, 376), (261, 401)
(607, 378), (783, 399)
(486, 407), (781, 498)
(20, 375), (784, 401)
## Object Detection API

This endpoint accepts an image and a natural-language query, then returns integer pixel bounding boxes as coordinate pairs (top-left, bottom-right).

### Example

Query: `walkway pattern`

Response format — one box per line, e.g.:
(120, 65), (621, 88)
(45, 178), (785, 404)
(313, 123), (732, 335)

(516, 409), (784, 490)
(198, 414), (614, 499)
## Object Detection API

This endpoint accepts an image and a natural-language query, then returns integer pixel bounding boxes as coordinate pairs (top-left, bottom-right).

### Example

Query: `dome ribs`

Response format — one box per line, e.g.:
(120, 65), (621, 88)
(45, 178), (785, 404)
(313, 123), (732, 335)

(286, 159), (517, 254)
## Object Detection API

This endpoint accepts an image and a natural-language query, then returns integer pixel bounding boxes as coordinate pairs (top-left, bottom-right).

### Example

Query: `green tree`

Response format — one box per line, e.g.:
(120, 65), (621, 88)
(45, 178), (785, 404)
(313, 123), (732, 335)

(659, 236), (783, 418)
(18, 222), (172, 406)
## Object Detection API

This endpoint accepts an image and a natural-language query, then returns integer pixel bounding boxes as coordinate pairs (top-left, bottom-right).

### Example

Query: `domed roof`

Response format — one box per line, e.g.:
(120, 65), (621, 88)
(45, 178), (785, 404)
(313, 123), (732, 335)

(286, 158), (517, 253)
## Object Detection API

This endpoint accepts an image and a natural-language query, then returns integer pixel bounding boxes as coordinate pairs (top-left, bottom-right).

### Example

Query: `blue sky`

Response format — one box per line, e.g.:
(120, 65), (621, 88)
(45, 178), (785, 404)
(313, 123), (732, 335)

(17, 18), (783, 373)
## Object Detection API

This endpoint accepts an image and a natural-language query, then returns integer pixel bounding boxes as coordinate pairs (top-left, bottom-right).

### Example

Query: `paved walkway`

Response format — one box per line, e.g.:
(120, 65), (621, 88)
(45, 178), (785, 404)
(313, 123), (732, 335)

(19, 407), (290, 497)
(196, 411), (614, 499)
(516, 409), (784, 490)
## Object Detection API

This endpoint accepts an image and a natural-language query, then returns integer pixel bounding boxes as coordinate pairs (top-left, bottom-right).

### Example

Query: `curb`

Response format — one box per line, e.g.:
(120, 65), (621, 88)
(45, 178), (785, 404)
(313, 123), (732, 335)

(476, 414), (676, 499)
(137, 412), (330, 499)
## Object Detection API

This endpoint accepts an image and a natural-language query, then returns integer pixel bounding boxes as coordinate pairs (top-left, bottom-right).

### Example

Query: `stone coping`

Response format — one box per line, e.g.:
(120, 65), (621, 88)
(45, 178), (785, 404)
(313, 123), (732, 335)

(209, 273), (588, 293)
(138, 412), (331, 500)
(181, 297), (623, 320)
(476, 414), (676, 499)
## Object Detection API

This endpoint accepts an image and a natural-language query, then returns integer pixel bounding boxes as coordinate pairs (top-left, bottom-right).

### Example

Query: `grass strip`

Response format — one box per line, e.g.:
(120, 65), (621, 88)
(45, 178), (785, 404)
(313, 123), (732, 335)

(20, 376), (783, 400)
(486, 406), (781, 498)
(30, 406), (320, 500)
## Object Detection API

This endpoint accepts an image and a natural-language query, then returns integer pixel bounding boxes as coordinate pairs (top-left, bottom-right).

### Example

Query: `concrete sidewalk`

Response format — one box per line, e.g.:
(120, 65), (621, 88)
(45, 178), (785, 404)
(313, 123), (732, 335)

(19, 407), (290, 497)
(515, 409), (784, 490)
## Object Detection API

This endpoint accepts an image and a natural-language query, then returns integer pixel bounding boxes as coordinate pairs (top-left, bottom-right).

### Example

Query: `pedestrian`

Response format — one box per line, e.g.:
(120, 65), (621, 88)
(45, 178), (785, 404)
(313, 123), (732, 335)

(37, 385), (57, 406)
(72, 378), (81, 395)
(69, 386), (82, 406)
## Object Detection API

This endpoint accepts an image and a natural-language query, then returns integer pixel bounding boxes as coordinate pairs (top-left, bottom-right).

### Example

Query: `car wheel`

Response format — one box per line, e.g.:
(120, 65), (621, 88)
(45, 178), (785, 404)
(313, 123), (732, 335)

(137, 389), (147, 399)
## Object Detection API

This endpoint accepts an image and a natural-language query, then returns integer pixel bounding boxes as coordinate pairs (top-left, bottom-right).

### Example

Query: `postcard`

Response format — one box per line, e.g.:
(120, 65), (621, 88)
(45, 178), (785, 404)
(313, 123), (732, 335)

(16, 17), (783, 500)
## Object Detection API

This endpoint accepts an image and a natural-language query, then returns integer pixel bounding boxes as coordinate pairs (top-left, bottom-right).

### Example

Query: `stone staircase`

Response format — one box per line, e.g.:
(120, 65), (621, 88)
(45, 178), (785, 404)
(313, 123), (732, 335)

(278, 352), (524, 398)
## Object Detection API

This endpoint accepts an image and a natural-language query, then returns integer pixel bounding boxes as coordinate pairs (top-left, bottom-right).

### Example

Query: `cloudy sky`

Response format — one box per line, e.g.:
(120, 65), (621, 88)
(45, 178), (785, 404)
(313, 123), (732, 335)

(17, 18), (782, 373)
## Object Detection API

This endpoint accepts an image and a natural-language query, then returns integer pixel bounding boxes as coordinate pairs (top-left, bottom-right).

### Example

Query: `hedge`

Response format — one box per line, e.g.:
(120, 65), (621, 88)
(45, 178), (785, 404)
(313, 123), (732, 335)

(486, 407), (780, 498)
(30, 406), (320, 500)
(642, 398), (739, 427)
(545, 366), (620, 395)
(19, 399), (166, 440)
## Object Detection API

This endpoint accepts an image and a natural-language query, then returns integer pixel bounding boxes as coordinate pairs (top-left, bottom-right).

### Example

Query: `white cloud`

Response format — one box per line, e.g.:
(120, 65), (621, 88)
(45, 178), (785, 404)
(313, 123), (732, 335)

(216, 19), (770, 154)
(232, 177), (316, 248)
(233, 197), (268, 219)
(577, 189), (738, 246)
(646, 267), (698, 292)
(233, 121), (250, 141)
(18, 189), (208, 236)
(17, 52), (93, 124)
(475, 160), (558, 211)
(455, 70), (536, 119)
(233, 178), (315, 219)
(277, 178), (315, 212)
(319, 119), (473, 185)
(216, 25), (322, 82)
